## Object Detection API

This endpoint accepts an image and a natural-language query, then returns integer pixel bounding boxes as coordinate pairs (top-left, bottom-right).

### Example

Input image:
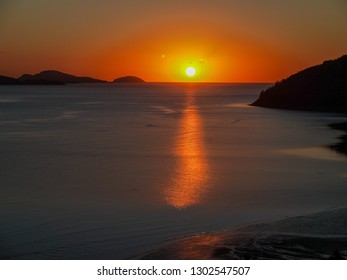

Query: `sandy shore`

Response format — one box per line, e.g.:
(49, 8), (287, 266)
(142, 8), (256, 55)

(142, 207), (347, 260)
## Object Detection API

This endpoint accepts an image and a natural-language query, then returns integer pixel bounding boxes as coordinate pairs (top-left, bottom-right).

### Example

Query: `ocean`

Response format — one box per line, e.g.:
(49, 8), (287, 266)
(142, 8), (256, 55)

(0, 83), (346, 259)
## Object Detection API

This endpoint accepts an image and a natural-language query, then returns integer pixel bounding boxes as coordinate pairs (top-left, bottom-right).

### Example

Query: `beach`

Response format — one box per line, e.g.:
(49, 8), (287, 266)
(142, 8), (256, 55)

(142, 207), (347, 259)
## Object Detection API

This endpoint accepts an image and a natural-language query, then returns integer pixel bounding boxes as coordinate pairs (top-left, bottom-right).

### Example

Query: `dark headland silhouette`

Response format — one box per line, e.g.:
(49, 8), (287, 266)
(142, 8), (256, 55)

(252, 55), (347, 157)
(252, 55), (347, 113)
(0, 70), (146, 85)
(113, 76), (145, 83)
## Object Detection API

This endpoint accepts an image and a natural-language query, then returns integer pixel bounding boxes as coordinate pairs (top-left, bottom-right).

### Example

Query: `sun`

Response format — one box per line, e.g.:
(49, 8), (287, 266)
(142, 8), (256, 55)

(185, 66), (196, 77)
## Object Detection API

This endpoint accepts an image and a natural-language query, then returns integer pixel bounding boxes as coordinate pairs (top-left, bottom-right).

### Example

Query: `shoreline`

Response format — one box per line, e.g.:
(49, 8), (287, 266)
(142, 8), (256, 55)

(328, 122), (347, 156)
(141, 122), (347, 260)
(141, 207), (347, 260)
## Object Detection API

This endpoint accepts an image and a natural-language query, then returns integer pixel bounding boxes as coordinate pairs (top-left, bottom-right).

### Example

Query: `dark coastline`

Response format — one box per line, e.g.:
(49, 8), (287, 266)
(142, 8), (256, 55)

(140, 121), (347, 260)
(328, 122), (347, 157)
(140, 109), (347, 260)
(141, 208), (347, 260)
(251, 55), (347, 113)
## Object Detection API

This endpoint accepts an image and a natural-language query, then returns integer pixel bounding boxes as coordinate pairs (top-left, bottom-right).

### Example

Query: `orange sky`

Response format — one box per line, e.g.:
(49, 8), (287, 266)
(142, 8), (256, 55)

(1, 0), (347, 82)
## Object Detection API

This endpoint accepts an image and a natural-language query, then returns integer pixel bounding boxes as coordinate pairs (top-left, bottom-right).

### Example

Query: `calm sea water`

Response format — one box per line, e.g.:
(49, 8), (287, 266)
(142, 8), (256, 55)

(1, 83), (346, 259)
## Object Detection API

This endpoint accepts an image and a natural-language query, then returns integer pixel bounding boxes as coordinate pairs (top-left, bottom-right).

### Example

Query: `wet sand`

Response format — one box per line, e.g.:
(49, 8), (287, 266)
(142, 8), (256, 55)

(142, 207), (347, 260)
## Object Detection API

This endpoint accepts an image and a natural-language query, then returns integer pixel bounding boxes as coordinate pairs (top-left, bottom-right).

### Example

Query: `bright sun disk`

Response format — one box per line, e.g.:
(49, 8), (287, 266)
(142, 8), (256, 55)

(185, 66), (196, 77)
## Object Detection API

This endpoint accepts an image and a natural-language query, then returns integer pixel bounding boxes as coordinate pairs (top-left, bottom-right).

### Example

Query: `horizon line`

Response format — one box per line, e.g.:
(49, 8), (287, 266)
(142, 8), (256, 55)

(1, 70), (276, 84)
(0, 73), (275, 84)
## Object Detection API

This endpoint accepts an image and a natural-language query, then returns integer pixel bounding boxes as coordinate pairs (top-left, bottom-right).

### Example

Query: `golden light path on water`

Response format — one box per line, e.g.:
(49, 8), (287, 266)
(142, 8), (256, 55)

(164, 90), (209, 208)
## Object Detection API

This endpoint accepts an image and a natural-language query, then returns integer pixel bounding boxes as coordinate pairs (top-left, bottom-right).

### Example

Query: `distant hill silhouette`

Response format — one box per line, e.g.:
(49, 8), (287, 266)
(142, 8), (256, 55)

(19, 70), (107, 84)
(0, 75), (20, 85)
(113, 76), (145, 83)
(1, 71), (145, 85)
(252, 55), (347, 113)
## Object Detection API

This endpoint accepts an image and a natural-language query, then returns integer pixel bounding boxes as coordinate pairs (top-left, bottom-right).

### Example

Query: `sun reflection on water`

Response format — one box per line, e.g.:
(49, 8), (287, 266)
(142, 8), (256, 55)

(164, 93), (209, 208)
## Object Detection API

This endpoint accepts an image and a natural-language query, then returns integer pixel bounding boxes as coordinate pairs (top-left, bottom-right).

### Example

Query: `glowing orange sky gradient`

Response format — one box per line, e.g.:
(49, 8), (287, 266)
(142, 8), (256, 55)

(1, 0), (347, 82)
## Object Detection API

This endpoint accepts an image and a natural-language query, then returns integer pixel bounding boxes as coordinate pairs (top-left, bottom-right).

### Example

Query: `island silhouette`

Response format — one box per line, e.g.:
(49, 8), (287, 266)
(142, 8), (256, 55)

(0, 70), (146, 85)
(252, 55), (347, 113)
(0, 75), (20, 85)
(19, 70), (107, 84)
(113, 76), (145, 83)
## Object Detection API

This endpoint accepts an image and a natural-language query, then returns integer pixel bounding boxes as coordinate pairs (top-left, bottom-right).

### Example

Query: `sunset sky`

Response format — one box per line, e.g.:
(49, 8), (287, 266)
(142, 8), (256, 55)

(1, 0), (347, 82)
